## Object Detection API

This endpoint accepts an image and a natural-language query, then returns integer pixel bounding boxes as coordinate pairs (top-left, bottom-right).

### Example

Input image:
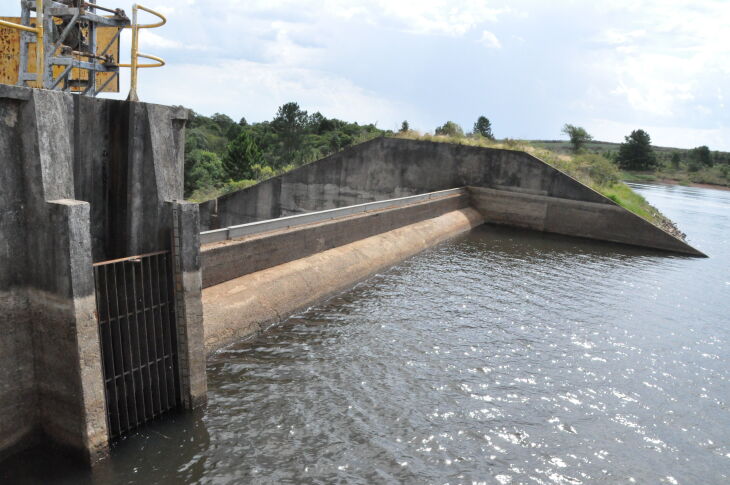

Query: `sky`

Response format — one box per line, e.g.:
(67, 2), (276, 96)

(2, 0), (729, 150)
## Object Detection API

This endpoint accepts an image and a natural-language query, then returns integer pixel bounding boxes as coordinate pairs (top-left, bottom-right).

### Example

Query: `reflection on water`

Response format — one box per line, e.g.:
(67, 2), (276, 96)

(2, 183), (729, 484)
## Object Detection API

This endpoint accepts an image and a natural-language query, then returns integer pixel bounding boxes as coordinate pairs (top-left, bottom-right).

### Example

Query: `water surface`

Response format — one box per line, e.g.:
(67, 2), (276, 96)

(3, 183), (729, 484)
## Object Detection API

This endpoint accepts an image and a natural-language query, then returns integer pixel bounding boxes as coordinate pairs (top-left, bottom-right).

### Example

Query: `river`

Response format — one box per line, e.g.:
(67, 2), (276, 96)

(2, 183), (729, 484)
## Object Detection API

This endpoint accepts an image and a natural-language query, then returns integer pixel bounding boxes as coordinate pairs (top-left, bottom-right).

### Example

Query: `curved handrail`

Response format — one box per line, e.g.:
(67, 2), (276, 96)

(123, 4), (166, 100)
(118, 53), (165, 68)
(133, 4), (167, 29)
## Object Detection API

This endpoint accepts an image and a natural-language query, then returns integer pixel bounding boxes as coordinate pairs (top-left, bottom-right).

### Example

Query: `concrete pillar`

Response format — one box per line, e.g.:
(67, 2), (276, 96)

(30, 200), (109, 464)
(169, 201), (208, 409)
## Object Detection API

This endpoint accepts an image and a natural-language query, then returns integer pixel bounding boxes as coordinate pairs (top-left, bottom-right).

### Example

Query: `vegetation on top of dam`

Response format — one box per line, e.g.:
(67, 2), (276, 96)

(183, 103), (727, 238)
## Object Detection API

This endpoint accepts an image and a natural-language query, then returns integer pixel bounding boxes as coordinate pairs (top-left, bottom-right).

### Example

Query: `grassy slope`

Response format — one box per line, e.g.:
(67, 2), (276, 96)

(532, 140), (730, 188)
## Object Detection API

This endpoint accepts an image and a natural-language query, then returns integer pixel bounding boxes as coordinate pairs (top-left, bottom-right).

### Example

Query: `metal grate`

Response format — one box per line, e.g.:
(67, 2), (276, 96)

(93, 251), (180, 440)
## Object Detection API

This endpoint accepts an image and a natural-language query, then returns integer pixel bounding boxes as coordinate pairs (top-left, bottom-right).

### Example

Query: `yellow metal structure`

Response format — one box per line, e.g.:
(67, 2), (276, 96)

(0, 16), (120, 92)
(0, 0), (43, 86)
(0, 2), (166, 98)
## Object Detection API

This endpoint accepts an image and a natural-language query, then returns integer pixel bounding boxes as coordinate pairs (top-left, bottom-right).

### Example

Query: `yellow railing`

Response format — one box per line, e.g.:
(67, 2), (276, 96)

(0, 0), (44, 85)
(119, 4), (166, 100)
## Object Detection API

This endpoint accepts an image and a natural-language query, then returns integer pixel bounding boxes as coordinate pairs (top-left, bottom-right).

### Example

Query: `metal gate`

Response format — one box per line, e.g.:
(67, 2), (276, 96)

(93, 250), (180, 440)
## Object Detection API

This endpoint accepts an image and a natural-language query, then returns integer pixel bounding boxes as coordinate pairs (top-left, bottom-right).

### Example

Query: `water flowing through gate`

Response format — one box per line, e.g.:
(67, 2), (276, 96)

(93, 250), (181, 440)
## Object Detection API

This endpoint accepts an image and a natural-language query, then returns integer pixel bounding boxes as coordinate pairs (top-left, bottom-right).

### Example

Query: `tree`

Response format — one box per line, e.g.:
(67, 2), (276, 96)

(400, 120), (410, 133)
(690, 145), (712, 167)
(670, 151), (681, 170)
(435, 121), (464, 137)
(473, 116), (494, 139)
(561, 124), (593, 152)
(184, 149), (225, 197)
(616, 129), (657, 170)
(210, 113), (236, 136)
(272, 102), (309, 165)
(223, 131), (263, 180)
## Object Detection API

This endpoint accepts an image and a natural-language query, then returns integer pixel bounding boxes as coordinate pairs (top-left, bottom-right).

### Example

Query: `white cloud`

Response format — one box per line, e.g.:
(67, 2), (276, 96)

(138, 59), (408, 125)
(138, 31), (182, 49)
(588, 118), (730, 150)
(588, 0), (730, 119)
(479, 30), (502, 49)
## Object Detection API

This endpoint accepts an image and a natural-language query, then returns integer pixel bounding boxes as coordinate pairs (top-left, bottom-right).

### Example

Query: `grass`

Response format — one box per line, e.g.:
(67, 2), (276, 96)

(188, 179), (257, 203)
(601, 183), (655, 221)
(532, 140), (730, 189)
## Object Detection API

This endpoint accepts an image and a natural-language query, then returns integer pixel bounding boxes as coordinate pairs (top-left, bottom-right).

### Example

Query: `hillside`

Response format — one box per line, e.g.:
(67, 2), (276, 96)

(532, 140), (730, 188)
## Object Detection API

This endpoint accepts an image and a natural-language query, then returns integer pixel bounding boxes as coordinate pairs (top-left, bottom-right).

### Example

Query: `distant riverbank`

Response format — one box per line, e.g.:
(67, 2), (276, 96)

(622, 172), (730, 191)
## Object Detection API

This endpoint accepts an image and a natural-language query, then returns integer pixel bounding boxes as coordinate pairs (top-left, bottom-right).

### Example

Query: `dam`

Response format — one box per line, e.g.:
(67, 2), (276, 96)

(0, 85), (705, 468)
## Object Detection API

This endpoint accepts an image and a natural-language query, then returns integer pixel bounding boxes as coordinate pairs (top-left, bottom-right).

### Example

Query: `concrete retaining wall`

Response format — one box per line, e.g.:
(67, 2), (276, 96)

(202, 137), (608, 229)
(202, 207), (484, 352)
(202, 191), (469, 288)
(200, 137), (701, 256)
(0, 85), (206, 464)
(469, 187), (702, 255)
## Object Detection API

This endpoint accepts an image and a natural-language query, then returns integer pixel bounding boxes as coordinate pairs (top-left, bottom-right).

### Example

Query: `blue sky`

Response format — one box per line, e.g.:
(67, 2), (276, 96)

(3, 0), (729, 149)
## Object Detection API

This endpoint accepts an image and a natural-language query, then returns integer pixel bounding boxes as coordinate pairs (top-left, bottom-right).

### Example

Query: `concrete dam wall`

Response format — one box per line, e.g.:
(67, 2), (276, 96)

(0, 85), (206, 464)
(0, 86), (703, 470)
(199, 137), (702, 256)
(195, 137), (703, 353)
(201, 190), (483, 351)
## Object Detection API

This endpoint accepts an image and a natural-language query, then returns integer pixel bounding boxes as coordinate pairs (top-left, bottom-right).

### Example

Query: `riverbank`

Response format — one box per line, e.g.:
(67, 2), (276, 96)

(623, 172), (730, 192)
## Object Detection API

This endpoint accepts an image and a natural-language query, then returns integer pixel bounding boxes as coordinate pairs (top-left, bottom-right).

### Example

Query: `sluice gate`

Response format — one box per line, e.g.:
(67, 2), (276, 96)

(93, 251), (181, 440)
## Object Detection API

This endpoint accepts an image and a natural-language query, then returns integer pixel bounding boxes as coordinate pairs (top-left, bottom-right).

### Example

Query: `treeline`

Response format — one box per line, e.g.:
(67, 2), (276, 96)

(185, 107), (730, 201)
(558, 124), (730, 185)
(184, 102), (386, 199)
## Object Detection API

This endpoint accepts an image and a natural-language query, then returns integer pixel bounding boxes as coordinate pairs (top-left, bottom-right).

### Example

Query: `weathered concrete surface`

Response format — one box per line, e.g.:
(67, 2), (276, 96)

(202, 191), (469, 288)
(169, 202), (208, 409)
(203, 208), (484, 353)
(0, 289), (35, 461)
(469, 187), (703, 255)
(0, 84), (204, 465)
(74, 95), (188, 261)
(201, 137), (701, 256)
(0, 83), (111, 463)
(0, 87), (35, 461)
(204, 137), (608, 228)
(30, 201), (108, 464)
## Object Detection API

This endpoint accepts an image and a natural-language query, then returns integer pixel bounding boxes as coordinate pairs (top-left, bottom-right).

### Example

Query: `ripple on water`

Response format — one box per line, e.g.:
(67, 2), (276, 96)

(2, 184), (729, 485)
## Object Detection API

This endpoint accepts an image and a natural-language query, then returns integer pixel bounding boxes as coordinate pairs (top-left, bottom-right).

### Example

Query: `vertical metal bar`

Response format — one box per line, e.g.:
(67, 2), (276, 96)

(146, 255), (165, 414)
(94, 267), (114, 438)
(105, 264), (129, 435)
(154, 253), (172, 410)
(113, 263), (138, 431)
(126, 263), (147, 424)
(140, 258), (160, 417)
(135, 258), (156, 419)
(89, 0), (98, 95)
(99, 265), (121, 438)
(36, 0), (44, 86)
(17, 2), (30, 86)
(159, 253), (179, 408)
(128, 4), (139, 100)
(155, 254), (177, 409)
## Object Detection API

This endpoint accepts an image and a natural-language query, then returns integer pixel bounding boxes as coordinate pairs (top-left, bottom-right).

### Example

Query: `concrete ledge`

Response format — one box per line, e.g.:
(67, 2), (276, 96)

(469, 186), (705, 256)
(0, 84), (32, 101)
(202, 208), (484, 353)
(201, 191), (470, 288)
